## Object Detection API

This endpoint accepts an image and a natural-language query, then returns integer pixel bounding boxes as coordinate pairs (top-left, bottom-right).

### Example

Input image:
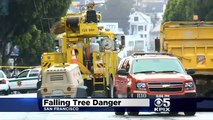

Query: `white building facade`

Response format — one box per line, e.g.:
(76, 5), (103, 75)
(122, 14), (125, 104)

(128, 11), (153, 51)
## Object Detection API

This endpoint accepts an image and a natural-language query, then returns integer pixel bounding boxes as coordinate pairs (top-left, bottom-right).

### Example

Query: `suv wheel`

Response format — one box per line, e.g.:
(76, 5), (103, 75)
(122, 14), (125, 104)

(114, 87), (125, 115)
(184, 98), (196, 116)
(127, 109), (139, 116)
(127, 90), (139, 116)
(115, 109), (125, 115)
(184, 112), (196, 116)
(169, 112), (178, 116)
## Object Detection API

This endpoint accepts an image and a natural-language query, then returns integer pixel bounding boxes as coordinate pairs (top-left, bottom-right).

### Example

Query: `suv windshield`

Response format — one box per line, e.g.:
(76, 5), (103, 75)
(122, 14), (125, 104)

(132, 59), (185, 74)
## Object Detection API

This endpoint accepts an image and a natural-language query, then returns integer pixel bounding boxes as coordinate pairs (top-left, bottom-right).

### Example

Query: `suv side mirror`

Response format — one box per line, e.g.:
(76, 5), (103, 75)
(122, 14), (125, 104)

(186, 69), (195, 75)
(117, 69), (128, 76)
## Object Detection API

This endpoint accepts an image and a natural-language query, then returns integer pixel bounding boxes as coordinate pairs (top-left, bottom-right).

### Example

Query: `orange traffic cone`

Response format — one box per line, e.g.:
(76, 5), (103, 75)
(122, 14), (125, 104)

(71, 49), (78, 64)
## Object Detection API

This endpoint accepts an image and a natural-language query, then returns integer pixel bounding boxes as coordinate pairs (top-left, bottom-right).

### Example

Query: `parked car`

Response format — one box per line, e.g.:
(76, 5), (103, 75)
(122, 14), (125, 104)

(9, 67), (41, 93)
(0, 70), (10, 95)
(113, 53), (196, 116)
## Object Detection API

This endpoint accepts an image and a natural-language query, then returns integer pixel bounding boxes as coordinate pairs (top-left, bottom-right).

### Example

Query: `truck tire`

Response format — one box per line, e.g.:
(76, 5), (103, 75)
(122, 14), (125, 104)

(107, 75), (113, 98)
(84, 79), (93, 96)
(76, 86), (88, 98)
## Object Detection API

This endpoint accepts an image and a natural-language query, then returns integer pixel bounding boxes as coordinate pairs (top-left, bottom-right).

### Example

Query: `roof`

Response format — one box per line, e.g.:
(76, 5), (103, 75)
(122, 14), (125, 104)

(132, 55), (176, 60)
(129, 11), (151, 23)
(128, 53), (177, 60)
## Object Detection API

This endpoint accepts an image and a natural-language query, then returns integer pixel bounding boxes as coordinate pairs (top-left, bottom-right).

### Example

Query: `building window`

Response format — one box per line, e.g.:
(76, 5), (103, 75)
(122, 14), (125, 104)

(145, 34), (147, 38)
(134, 17), (138, 21)
(138, 26), (143, 31)
(129, 41), (134, 47)
(141, 34), (143, 38)
(145, 25), (147, 31)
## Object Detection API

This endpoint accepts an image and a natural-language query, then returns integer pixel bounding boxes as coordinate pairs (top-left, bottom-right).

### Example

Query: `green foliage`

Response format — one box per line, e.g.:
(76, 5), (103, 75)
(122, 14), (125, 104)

(163, 0), (195, 22)
(98, 0), (134, 34)
(163, 0), (213, 22)
(0, 0), (71, 66)
(196, 0), (213, 20)
(16, 25), (55, 65)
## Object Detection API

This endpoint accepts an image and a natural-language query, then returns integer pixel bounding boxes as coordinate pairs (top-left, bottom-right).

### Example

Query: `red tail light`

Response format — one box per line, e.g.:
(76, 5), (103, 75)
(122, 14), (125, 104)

(1, 79), (6, 84)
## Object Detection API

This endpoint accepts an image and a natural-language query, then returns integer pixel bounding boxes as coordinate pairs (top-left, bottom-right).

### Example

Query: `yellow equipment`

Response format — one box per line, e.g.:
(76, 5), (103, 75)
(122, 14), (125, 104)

(155, 21), (213, 98)
(40, 2), (125, 97)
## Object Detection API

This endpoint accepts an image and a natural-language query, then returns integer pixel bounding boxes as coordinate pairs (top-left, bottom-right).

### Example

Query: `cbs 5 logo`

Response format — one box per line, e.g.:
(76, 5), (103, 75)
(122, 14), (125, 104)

(154, 98), (170, 107)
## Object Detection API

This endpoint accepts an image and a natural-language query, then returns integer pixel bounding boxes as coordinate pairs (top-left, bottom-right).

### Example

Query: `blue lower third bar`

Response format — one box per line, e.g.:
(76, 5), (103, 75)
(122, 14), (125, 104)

(0, 98), (212, 112)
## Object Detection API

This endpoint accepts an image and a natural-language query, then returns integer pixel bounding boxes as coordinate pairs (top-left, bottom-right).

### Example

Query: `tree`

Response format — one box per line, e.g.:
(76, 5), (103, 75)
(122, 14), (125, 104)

(163, 0), (196, 22)
(0, 0), (71, 66)
(15, 25), (55, 66)
(163, 0), (213, 22)
(98, 0), (134, 34)
(0, 0), (8, 15)
(195, 0), (213, 20)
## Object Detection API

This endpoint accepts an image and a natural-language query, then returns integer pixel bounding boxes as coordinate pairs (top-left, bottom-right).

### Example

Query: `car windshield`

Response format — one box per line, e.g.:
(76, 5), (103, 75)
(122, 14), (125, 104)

(29, 69), (40, 77)
(0, 72), (4, 78)
(132, 59), (185, 74)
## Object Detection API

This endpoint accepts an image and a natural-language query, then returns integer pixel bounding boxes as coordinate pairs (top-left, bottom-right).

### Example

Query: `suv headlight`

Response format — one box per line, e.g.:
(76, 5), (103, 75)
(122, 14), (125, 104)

(185, 81), (195, 90)
(136, 82), (146, 90)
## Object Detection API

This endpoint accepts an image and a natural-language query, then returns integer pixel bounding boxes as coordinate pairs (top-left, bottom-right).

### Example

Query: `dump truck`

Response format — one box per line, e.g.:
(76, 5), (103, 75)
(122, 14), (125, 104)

(155, 21), (213, 98)
(37, 2), (124, 98)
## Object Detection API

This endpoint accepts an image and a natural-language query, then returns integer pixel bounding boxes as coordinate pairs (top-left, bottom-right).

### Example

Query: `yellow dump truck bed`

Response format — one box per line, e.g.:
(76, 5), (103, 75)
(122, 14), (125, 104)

(161, 22), (213, 75)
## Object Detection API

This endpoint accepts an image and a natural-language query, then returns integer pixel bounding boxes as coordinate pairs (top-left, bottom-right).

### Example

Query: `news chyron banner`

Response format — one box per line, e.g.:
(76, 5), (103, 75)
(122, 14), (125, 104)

(41, 98), (150, 111)
(0, 98), (151, 112)
(0, 96), (204, 112)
